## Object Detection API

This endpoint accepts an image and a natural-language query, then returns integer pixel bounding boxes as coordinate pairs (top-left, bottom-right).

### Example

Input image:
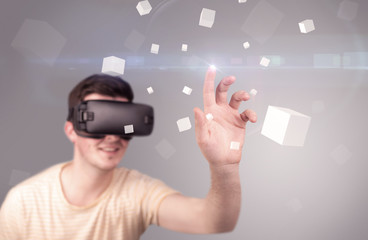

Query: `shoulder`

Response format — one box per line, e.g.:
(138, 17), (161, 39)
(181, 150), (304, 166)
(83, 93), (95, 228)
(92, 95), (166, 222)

(9, 162), (66, 198)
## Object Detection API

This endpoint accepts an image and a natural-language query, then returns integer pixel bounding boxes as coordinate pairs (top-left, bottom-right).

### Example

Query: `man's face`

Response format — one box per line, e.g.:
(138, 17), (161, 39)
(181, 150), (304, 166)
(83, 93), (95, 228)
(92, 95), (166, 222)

(71, 93), (130, 171)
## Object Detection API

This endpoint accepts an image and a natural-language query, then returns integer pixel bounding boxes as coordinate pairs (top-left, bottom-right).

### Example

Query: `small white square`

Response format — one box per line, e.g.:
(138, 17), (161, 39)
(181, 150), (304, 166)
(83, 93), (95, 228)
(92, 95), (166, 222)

(199, 8), (216, 28)
(136, 0), (152, 16)
(206, 113), (213, 121)
(243, 41), (250, 49)
(250, 89), (258, 96)
(124, 124), (134, 134)
(177, 117), (192, 132)
(182, 86), (192, 95)
(260, 57), (270, 67)
(230, 141), (240, 150)
(299, 19), (315, 34)
(239, 0), (247, 3)
(101, 56), (125, 76)
(182, 44), (188, 52)
(151, 43), (159, 54)
(147, 87), (154, 94)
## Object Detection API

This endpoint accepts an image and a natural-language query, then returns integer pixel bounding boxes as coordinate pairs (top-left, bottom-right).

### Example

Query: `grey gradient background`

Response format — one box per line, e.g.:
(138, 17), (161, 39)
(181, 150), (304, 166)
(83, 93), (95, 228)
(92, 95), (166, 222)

(1, 0), (368, 239)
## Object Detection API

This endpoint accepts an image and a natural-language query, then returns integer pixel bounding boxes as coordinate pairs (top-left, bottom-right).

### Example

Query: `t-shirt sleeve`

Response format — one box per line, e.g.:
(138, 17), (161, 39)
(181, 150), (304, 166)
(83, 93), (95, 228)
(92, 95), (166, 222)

(138, 173), (180, 228)
(0, 188), (24, 240)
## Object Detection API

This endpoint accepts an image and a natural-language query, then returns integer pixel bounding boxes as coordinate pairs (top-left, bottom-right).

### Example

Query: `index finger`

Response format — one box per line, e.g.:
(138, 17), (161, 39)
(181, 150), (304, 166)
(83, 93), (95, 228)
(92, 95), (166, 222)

(203, 66), (216, 109)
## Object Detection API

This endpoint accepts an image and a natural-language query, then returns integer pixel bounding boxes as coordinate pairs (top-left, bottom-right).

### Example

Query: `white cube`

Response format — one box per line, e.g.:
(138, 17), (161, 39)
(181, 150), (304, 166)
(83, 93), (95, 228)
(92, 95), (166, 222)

(147, 87), (154, 94)
(199, 8), (216, 28)
(243, 41), (250, 49)
(230, 141), (240, 150)
(250, 89), (258, 96)
(11, 19), (66, 66)
(206, 113), (213, 121)
(239, 0), (247, 3)
(101, 56), (125, 76)
(151, 43), (159, 54)
(182, 86), (192, 95)
(124, 124), (134, 134)
(177, 117), (191, 132)
(299, 19), (315, 33)
(261, 106), (311, 146)
(260, 57), (270, 67)
(136, 0), (152, 16)
(182, 44), (188, 52)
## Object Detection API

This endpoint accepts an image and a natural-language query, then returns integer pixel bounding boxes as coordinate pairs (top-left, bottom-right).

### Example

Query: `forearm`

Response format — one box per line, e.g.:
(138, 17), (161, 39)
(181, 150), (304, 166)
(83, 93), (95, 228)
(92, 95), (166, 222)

(203, 163), (241, 232)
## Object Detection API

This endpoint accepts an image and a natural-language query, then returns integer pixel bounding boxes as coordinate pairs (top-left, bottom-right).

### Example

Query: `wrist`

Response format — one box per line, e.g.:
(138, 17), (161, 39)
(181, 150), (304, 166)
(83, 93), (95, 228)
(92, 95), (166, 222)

(209, 162), (240, 180)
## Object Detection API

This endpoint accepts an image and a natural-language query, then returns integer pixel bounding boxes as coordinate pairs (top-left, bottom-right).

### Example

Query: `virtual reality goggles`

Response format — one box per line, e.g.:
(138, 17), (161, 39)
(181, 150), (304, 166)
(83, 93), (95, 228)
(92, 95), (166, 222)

(70, 100), (154, 140)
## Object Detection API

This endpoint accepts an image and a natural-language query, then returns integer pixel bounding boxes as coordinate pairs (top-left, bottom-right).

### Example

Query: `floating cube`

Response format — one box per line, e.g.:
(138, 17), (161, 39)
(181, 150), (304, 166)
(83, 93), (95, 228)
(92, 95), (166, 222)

(230, 141), (240, 150)
(177, 117), (191, 132)
(241, 1), (284, 44)
(243, 41), (250, 49)
(155, 138), (176, 160)
(9, 169), (31, 186)
(11, 19), (66, 66)
(206, 113), (213, 121)
(261, 106), (311, 146)
(330, 144), (352, 165)
(181, 44), (188, 52)
(124, 29), (145, 51)
(101, 56), (125, 76)
(299, 19), (315, 33)
(239, 0), (247, 3)
(151, 43), (159, 54)
(136, 0), (152, 16)
(250, 89), (258, 96)
(123, 124), (134, 134)
(182, 86), (192, 95)
(199, 8), (216, 28)
(147, 86), (154, 94)
(338, 1), (359, 21)
(260, 57), (270, 67)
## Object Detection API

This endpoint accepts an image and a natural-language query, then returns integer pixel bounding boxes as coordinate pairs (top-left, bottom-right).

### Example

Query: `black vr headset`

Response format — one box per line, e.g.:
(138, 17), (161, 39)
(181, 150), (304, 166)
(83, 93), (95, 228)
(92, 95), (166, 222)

(69, 100), (154, 140)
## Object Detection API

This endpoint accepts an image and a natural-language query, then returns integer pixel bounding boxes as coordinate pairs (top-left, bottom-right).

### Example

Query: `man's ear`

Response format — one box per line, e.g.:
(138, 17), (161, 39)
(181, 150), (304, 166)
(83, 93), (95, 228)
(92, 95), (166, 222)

(64, 121), (77, 143)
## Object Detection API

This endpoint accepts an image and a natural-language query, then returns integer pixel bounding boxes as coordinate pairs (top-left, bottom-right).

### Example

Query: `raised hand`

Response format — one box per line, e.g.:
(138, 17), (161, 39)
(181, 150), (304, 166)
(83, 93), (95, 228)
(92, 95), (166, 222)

(193, 67), (257, 167)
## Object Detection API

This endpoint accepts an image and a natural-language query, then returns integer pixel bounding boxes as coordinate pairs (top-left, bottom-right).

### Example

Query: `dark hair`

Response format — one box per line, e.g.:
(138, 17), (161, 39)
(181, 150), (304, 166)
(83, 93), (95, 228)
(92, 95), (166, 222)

(66, 74), (134, 121)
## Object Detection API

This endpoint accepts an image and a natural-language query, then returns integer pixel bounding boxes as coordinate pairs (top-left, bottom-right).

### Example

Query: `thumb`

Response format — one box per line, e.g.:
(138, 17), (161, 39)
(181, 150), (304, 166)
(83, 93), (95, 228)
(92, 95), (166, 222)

(193, 107), (208, 144)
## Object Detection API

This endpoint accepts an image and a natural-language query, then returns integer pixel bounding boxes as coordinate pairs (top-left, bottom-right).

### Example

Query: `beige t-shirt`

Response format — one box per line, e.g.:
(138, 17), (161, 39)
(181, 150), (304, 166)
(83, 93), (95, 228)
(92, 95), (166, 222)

(0, 162), (179, 240)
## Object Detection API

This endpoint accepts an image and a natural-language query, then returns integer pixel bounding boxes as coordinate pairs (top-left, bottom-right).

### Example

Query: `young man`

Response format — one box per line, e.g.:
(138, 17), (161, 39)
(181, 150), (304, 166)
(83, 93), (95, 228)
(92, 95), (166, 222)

(0, 67), (257, 239)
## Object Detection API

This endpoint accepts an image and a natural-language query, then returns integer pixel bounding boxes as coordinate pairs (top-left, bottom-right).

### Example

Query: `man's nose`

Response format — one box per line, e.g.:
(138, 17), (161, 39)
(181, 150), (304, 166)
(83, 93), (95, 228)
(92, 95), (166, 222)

(104, 135), (120, 141)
